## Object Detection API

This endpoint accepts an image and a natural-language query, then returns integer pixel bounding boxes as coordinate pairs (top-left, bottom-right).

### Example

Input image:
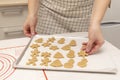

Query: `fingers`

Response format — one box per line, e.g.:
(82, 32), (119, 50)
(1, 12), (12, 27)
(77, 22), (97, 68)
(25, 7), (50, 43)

(82, 42), (87, 45)
(89, 45), (101, 54)
(86, 40), (94, 53)
(86, 41), (104, 55)
(81, 42), (87, 50)
(23, 24), (36, 37)
(23, 25), (31, 37)
(81, 44), (87, 50)
(30, 25), (36, 36)
(23, 16), (37, 37)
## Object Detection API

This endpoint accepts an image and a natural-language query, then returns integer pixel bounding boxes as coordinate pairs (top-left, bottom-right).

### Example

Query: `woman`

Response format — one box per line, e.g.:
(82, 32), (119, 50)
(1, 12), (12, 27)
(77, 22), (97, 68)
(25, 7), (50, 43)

(23, 0), (111, 54)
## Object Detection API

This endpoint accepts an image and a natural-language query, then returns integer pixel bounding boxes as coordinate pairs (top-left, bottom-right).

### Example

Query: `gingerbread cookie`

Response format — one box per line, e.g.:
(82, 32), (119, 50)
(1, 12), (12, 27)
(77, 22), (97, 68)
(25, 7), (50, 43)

(30, 44), (40, 49)
(26, 57), (38, 66)
(78, 50), (88, 57)
(42, 42), (51, 47)
(41, 52), (51, 58)
(31, 48), (40, 53)
(40, 58), (51, 66)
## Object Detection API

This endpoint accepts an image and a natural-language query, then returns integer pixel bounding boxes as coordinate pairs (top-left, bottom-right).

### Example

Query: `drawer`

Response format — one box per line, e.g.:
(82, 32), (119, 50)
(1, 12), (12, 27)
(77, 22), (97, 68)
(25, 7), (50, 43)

(0, 6), (28, 28)
(0, 25), (25, 40)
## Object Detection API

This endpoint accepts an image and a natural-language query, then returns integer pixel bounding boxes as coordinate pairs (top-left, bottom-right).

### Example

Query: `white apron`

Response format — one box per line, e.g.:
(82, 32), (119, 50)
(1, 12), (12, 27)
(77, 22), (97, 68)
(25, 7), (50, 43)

(36, 0), (94, 34)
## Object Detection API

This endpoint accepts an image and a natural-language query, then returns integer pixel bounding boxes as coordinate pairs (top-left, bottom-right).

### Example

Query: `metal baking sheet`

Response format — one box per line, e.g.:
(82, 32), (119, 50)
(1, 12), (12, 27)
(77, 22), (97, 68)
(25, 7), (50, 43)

(14, 35), (117, 74)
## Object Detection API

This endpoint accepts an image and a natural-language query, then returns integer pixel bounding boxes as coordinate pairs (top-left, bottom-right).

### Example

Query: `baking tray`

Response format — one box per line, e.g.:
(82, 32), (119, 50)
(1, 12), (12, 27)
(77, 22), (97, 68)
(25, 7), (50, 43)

(14, 35), (117, 74)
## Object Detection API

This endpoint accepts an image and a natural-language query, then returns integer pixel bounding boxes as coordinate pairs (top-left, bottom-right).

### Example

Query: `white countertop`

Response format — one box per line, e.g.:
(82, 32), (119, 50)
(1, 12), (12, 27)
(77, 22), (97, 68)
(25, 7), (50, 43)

(0, 0), (28, 7)
(0, 32), (120, 80)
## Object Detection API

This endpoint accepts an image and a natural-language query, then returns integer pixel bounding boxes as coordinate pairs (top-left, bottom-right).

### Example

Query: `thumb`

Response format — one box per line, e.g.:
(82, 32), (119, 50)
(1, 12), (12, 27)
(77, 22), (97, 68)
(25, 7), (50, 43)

(86, 40), (94, 53)
(30, 26), (35, 36)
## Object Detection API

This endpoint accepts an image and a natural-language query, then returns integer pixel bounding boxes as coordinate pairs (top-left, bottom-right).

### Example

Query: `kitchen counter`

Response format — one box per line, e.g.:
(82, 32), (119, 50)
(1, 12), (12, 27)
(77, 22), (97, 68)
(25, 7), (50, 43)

(0, 0), (28, 7)
(0, 32), (120, 80)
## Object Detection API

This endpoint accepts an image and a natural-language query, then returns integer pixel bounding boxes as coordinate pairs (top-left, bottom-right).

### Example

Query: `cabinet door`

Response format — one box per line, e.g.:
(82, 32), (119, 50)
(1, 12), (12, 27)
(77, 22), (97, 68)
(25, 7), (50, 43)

(0, 6), (28, 29)
(0, 6), (27, 40)
(0, 28), (4, 40)
(0, 25), (25, 40)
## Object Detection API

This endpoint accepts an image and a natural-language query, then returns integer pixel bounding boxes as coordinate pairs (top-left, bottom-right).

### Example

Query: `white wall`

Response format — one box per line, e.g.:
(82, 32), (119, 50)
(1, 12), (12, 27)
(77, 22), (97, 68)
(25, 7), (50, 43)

(103, 0), (120, 22)
(102, 24), (120, 49)
(101, 0), (120, 49)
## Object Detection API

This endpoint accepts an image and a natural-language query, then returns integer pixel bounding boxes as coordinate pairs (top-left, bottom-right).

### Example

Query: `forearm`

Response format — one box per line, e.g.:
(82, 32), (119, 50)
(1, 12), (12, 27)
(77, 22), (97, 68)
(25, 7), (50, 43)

(28, 0), (39, 17)
(90, 0), (110, 26)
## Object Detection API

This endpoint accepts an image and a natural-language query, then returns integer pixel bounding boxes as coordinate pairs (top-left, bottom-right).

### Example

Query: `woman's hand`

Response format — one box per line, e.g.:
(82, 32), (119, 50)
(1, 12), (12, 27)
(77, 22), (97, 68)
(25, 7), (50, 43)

(23, 15), (37, 37)
(82, 24), (105, 54)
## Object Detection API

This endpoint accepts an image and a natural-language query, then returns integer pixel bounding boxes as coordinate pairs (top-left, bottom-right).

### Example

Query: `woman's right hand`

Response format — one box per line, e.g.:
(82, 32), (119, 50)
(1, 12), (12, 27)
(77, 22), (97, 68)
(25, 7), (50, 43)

(23, 15), (38, 37)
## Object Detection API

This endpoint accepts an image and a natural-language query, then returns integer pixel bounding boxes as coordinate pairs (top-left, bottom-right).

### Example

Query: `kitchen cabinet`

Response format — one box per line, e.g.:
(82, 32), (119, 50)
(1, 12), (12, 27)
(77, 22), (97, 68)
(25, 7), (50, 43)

(0, 5), (28, 40)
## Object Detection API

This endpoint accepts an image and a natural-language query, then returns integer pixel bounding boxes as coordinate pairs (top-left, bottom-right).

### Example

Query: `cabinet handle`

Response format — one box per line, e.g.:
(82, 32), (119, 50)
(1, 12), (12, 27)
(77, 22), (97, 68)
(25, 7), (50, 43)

(1, 8), (23, 16)
(4, 30), (23, 34)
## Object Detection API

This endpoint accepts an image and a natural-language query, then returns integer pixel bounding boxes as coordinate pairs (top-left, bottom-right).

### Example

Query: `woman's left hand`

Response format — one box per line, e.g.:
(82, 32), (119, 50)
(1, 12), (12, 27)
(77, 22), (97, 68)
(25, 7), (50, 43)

(82, 23), (105, 54)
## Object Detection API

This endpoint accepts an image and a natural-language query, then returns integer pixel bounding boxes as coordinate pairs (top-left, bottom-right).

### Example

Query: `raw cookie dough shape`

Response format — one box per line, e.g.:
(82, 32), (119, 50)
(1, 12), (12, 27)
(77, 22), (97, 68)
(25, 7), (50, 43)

(49, 45), (59, 50)
(31, 52), (39, 57)
(61, 45), (71, 51)
(31, 48), (40, 57)
(41, 52), (51, 58)
(40, 58), (51, 66)
(30, 44), (40, 49)
(81, 58), (88, 63)
(67, 50), (75, 58)
(78, 50), (88, 57)
(69, 40), (76, 46)
(53, 52), (64, 58)
(50, 59), (63, 67)
(26, 57), (38, 66)
(31, 48), (40, 54)
(57, 38), (65, 44)
(64, 59), (74, 68)
(77, 58), (88, 68)
(35, 38), (43, 43)
(47, 37), (56, 43)
(42, 42), (51, 47)
(64, 62), (73, 68)
(68, 59), (75, 64)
